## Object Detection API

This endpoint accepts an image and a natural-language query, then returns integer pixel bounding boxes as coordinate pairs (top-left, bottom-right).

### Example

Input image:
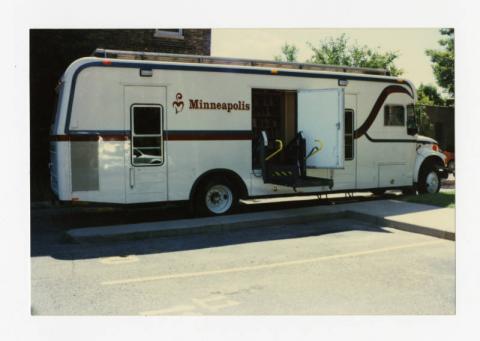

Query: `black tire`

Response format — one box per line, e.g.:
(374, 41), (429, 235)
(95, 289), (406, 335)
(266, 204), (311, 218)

(194, 176), (238, 216)
(418, 164), (441, 194)
(402, 187), (417, 195)
(448, 160), (455, 174)
(371, 189), (386, 196)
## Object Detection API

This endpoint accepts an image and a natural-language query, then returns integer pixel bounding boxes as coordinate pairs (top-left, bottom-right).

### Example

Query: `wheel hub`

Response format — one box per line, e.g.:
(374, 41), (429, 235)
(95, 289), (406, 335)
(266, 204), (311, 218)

(426, 171), (440, 193)
(205, 184), (233, 214)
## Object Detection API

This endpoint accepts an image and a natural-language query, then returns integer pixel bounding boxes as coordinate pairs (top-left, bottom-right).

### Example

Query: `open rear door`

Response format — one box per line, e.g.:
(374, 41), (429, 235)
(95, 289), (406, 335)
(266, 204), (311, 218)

(298, 88), (345, 169)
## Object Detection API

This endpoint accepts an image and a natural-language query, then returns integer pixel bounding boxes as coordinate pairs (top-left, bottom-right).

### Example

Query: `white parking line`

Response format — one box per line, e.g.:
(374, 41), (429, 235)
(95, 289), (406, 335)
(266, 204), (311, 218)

(140, 305), (196, 316)
(192, 295), (240, 312)
(139, 294), (241, 315)
(102, 239), (446, 286)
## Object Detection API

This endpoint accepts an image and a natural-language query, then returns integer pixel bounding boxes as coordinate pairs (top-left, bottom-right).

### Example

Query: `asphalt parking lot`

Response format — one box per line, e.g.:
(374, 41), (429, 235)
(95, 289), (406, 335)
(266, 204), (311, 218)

(31, 195), (455, 315)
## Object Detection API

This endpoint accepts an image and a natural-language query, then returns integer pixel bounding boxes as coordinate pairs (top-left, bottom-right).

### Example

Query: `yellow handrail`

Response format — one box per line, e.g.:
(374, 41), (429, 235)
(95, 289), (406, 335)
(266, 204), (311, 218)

(265, 140), (283, 161)
(305, 139), (324, 160)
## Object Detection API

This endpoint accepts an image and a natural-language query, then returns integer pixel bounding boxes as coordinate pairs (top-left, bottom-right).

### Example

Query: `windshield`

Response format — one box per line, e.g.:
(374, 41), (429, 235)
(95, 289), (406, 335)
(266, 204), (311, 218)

(50, 80), (65, 135)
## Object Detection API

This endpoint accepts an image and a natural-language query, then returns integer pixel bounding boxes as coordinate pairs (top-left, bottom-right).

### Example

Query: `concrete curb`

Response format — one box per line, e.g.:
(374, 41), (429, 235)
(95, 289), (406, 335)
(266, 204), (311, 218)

(66, 208), (347, 243)
(65, 204), (454, 243)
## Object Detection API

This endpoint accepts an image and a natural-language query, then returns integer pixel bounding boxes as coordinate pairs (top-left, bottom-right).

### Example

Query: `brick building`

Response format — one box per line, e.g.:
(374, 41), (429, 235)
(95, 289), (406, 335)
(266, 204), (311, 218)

(30, 29), (211, 201)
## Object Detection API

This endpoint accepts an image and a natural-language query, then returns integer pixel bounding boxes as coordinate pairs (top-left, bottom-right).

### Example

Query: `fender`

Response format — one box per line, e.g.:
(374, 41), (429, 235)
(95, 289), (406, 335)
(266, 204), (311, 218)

(189, 168), (249, 201)
(413, 146), (446, 182)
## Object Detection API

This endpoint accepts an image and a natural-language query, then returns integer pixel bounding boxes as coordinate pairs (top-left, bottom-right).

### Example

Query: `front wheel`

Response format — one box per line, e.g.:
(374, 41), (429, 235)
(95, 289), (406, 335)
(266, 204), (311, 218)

(418, 167), (441, 194)
(195, 177), (238, 216)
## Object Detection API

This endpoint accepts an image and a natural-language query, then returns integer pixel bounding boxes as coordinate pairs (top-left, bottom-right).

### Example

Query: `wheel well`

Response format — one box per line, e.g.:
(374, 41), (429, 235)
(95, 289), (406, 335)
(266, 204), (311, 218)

(419, 155), (444, 176)
(189, 169), (249, 201)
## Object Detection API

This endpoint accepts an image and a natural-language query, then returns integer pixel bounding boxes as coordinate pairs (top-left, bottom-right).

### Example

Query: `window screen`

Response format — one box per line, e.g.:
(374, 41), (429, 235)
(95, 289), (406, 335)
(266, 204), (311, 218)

(345, 109), (354, 160)
(131, 105), (163, 166)
(384, 105), (405, 126)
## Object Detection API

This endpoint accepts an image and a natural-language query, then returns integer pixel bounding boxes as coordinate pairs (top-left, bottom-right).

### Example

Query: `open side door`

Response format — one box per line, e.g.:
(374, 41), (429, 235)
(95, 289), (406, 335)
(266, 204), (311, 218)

(297, 88), (345, 169)
(257, 131), (333, 190)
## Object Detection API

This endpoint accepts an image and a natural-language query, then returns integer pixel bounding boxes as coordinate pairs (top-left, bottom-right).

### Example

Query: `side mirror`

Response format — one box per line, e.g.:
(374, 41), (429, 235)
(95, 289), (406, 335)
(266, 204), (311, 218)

(407, 127), (418, 136)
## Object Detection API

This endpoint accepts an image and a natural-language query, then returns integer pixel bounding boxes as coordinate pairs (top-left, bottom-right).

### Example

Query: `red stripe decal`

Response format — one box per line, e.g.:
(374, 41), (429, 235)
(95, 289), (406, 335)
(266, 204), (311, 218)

(50, 132), (252, 142)
(165, 133), (252, 141)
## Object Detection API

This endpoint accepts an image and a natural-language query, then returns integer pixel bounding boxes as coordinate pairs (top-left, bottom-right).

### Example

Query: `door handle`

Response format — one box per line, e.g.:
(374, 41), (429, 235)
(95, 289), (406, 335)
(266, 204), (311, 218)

(129, 168), (135, 188)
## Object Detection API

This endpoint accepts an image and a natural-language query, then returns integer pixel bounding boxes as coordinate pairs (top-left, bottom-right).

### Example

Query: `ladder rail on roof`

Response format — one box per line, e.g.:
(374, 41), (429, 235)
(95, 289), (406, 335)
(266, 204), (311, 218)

(92, 48), (390, 76)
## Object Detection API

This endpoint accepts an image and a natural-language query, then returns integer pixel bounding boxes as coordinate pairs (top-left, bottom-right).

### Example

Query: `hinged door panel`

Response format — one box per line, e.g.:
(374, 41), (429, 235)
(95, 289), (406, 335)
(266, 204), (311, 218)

(298, 88), (345, 169)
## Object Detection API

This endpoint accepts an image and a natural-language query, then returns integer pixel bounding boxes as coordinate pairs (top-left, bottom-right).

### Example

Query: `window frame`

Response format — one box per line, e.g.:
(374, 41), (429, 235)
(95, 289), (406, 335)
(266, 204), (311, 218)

(344, 108), (355, 161)
(130, 104), (164, 167)
(406, 103), (417, 135)
(153, 29), (184, 39)
(383, 104), (406, 127)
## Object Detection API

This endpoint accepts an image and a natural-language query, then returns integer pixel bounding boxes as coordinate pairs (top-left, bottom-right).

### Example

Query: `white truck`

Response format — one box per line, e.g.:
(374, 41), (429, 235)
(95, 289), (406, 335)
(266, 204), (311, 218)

(49, 48), (448, 215)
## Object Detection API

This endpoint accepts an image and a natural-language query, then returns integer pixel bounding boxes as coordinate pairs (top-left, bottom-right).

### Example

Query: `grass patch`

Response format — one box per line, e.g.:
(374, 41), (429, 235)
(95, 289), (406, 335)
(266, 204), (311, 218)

(399, 191), (455, 208)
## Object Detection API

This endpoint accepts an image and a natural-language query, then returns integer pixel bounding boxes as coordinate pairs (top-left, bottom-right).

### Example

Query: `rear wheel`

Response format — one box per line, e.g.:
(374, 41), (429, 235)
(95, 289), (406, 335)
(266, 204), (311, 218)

(195, 177), (238, 216)
(371, 189), (386, 196)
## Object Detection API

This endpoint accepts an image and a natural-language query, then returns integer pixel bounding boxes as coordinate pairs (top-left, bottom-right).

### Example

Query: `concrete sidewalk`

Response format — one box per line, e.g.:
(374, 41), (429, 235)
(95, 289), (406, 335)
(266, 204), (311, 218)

(344, 200), (455, 241)
(66, 199), (455, 243)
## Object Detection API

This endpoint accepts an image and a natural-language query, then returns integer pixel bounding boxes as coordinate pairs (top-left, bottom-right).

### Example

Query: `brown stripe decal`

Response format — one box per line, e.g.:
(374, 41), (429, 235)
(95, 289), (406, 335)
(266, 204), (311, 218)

(51, 131), (252, 142)
(165, 131), (252, 141)
(354, 85), (413, 139)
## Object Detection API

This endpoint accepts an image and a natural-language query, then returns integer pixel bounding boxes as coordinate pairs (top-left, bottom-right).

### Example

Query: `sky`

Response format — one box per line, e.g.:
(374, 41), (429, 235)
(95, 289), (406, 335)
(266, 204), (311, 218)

(211, 28), (443, 88)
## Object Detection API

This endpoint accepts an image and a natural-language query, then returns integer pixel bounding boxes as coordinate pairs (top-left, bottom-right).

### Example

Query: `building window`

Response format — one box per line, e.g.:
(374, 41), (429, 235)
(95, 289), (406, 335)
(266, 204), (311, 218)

(345, 109), (354, 160)
(384, 105), (405, 126)
(153, 29), (184, 39)
(131, 105), (163, 166)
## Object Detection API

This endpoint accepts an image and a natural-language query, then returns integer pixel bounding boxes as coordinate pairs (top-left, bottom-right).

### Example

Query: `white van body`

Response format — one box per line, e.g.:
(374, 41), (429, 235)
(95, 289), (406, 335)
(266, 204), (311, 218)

(50, 50), (447, 211)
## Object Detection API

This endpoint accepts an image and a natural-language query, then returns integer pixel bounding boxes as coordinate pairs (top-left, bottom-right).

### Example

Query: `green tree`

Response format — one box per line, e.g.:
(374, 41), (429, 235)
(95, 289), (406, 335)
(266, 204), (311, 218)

(426, 28), (454, 101)
(274, 43), (299, 62)
(415, 84), (449, 136)
(415, 106), (434, 137)
(307, 34), (403, 76)
(415, 84), (447, 137)
(417, 84), (445, 106)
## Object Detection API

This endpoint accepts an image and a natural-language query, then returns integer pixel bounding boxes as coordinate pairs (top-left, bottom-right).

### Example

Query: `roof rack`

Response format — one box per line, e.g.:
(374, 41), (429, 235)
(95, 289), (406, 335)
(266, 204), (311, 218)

(92, 48), (390, 76)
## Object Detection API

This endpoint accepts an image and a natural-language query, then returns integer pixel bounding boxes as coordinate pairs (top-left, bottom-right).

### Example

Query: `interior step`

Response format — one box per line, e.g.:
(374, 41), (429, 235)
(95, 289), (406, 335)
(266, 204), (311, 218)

(264, 165), (333, 189)
(293, 176), (333, 188)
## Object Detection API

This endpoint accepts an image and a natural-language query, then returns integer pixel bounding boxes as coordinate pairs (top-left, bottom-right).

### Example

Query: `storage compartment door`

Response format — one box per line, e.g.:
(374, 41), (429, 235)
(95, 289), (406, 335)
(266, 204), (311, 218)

(298, 88), (344, 169)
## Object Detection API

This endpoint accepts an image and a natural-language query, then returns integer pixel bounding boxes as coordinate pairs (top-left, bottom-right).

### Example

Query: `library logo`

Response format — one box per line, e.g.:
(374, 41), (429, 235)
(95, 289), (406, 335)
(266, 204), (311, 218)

(172, 93), (185, 114)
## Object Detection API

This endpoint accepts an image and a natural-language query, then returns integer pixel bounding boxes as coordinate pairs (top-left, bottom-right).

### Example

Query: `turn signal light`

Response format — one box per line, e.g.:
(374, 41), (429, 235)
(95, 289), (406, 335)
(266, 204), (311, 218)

(102, 59), (112, 65)
(432, 144), (439, 151)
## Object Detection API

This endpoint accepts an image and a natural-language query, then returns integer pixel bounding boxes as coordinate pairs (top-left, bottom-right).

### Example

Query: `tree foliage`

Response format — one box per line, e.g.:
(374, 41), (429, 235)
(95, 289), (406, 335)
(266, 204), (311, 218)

(426, 28), (454, 100)
(274, 43), (298, 62)
(417, 84), (445, 106)
(415, 84), (448, 136)
(307, 34), (403, 76)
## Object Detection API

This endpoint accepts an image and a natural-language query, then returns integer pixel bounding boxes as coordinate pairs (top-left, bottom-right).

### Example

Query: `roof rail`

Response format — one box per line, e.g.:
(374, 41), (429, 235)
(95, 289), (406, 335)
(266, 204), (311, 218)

(92, 48), (390, 76)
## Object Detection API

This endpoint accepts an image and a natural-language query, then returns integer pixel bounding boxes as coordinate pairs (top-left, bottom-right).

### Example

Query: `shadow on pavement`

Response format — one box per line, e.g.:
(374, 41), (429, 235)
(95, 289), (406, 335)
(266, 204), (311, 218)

(30, 193), (406, 261)
(31, 189), (399, 261)
(31, 217), (391, 261)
